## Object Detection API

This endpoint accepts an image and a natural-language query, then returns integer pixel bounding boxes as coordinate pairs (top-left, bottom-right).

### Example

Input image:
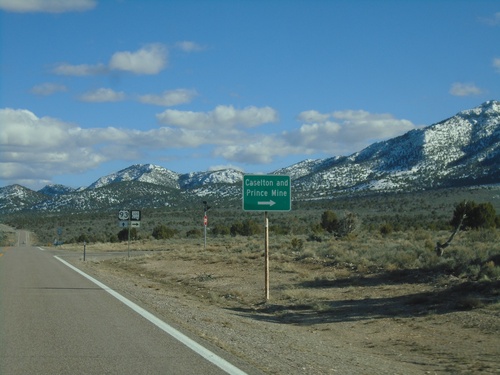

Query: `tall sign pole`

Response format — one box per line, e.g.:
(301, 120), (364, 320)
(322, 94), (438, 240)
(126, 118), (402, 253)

(264, 211), (269, 300)
(127, 212), (131, 258)
(242, 175), (291, 300)
(203, 201), (210, 251)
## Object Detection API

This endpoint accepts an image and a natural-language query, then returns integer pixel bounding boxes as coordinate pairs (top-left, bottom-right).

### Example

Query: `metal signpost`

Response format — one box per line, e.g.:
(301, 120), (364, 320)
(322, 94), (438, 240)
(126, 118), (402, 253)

(118, 210), (141, 257)
(242, 175), (291, 300)
(203, 201), (210, 250)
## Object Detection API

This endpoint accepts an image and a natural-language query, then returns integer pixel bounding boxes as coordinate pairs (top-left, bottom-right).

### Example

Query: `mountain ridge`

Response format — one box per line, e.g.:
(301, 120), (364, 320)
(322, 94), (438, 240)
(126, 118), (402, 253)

(1, 101), (499, 213)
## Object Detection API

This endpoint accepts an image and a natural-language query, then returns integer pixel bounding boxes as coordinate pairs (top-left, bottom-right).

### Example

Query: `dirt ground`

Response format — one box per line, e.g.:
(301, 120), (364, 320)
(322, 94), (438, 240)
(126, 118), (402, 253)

(65, 240), (500, 375)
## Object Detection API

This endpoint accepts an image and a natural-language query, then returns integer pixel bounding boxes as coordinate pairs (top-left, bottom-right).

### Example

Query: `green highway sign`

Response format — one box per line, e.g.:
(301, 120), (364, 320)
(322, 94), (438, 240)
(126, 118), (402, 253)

(242, 175), (291, 211)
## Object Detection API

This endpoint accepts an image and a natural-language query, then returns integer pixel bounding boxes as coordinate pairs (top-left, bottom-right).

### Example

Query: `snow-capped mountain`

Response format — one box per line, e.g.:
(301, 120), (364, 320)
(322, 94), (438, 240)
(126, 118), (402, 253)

(292, 100), (500, 197)
(0, 184), (48, 212)
(38, 184), (79, 196)
(179, 169), (243, 189)
(1, 101), (499, 213)
(88, 164), (244, 190)
(88, 164), (181, 189)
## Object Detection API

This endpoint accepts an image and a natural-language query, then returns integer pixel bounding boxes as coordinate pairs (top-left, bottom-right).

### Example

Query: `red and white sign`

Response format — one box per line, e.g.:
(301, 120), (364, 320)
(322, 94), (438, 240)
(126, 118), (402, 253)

(203, 215), (208, 226)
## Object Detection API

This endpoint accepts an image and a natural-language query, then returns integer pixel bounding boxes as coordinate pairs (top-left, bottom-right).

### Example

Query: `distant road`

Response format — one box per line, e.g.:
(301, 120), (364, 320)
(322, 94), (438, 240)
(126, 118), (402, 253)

(0, 231), (256, 375)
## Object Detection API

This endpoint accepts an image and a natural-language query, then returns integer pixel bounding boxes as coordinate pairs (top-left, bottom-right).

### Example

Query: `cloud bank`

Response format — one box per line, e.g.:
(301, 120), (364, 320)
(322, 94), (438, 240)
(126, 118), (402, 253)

(0, 106), (419, 187)
(0, 0), (96, 13)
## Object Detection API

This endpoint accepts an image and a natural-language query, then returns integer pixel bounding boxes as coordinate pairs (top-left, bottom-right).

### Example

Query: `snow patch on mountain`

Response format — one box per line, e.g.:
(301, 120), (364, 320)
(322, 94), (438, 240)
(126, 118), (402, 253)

(88, 164), (180, 189)
(38, 184), (77, 196)
(179, 169), (243, 189)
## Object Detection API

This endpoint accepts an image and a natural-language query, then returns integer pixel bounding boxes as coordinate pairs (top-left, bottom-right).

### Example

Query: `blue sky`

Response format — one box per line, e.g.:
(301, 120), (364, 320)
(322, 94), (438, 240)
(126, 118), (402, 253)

(1, 0), (499, 190)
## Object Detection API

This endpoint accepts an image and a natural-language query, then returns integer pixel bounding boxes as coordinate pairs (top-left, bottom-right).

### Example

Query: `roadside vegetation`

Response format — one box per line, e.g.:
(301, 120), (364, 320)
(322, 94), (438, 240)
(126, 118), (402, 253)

(2, 186), (499, 311)
(2, 186), (499, 374)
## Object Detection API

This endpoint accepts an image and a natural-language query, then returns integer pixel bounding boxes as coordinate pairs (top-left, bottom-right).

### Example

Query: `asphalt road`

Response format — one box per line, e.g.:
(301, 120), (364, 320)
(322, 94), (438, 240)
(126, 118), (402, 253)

(0, 231), (255, 375)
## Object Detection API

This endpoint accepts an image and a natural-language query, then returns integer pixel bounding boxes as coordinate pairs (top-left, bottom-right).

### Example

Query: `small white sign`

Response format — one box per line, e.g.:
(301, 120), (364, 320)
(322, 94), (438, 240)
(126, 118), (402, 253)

(118, 210), (129, 220)
(131, 210), (141, 221)
(130, 221), (141, 228)
(118, 221), (129, 228)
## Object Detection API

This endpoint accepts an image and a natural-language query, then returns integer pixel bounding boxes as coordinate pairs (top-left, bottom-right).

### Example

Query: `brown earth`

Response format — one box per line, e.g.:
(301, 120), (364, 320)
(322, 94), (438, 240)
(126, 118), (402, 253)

(65, 238), (500, 375)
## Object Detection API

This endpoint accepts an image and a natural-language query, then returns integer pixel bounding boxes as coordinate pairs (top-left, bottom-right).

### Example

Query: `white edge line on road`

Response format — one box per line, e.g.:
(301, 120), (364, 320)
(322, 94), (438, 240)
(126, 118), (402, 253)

(38, 247), (45, 251)
(54, 256), (248, 375)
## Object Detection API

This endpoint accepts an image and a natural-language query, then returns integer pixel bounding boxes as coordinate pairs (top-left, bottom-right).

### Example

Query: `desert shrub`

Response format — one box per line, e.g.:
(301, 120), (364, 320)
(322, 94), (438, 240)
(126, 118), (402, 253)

(307, 233), (323, 242)
(319, 210), (360, 238)
(118, 228), (137, 241)
(152, 224), (176, 239)
(482, 260), (500, 280)
(76, 233), (90, 243)
(290, 237), (304, 251)
(211, 224), (230, 236)
(230, 222), (243, 236)
(451, 201), (497, 230)
(380, 223), (393, 236)
(320, 210), (338, 233)
(270, 225), (290, 235)
(336, 211), (361, 237)
(464, 228), (499, 244)
(230, 219), (262, 236)
(186, 228), (202, 238)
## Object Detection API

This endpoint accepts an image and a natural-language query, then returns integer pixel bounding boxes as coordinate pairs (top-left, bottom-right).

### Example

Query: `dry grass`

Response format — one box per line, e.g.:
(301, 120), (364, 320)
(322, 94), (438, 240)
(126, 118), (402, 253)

(65, 227), (500, 374)
(64, 228), (500, 313)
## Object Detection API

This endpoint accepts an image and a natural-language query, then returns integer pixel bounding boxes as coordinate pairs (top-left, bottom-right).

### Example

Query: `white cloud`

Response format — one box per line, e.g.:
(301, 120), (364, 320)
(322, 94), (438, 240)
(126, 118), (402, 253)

(283, 109), (416, 156)
(175, 41), (206, 52)
(0, 108), (238, 184)
(0, 106), (419, 186)
(30, 82), (67, 96)
(479, 12), (500, 26)
(213, 135), (293, 164)
(297, 110), (330, 123)
(332, 110), (415, 141)
(0, 0), (96, 13)
(156, 105), (279, 130)
(493, 57), (500, 73)
(449, 82), (482, 96)
(138, 89), (197, 106)
(0, 108), (106, 183)
(51, 45), (168, 77)
(52, 63), (107, 76)
(109, 44), (167, 75)
(208, 164), (244, 172)
(79, 88), (126, 102)
(285, 121), (342, 152)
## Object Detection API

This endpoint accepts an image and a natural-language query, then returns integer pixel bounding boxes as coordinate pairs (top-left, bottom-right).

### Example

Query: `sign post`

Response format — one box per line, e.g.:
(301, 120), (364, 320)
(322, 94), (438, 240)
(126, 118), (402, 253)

(264, 211), (269, 300)
(242, 175), (291, 300)
(203, 201), (210, 251)
(118, 210), (141, 258)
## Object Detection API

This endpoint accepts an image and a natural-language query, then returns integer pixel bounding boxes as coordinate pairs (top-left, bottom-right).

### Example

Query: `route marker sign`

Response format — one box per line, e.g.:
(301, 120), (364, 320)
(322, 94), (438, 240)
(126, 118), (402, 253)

(242, 175), (291, 211)
(130, 210), (141, 221)
(118, 210), (129, 220)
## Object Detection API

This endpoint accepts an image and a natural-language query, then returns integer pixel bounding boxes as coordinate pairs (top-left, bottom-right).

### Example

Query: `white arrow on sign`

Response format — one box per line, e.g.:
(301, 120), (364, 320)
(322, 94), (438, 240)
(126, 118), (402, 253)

(258, 200), (276, 207)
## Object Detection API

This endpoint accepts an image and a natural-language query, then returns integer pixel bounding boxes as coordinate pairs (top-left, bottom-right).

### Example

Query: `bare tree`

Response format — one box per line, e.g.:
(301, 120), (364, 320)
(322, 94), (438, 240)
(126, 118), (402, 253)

(435, 210), (467, 256)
